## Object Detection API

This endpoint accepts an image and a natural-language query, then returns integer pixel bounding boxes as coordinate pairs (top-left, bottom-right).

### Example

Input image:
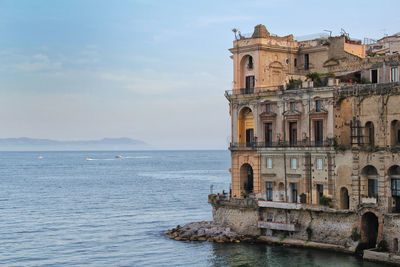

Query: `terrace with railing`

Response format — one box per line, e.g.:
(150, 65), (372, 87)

(230, 140), (334, 149)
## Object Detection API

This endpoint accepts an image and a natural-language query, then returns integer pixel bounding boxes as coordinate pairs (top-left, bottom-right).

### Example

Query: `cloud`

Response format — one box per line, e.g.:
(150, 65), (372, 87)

(13, 53), (62, 72)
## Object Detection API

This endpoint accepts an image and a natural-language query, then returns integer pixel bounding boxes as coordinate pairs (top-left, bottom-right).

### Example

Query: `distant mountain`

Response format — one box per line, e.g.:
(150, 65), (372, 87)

(0, 137), (149, 151)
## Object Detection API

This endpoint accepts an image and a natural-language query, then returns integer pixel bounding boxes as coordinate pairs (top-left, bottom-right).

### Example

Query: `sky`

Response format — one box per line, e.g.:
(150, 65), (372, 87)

(0, 0), (399, 149)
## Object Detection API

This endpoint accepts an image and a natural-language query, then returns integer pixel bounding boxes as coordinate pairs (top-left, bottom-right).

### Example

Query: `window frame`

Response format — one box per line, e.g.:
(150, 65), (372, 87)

(391, 67), (399, 82)
(266, 157), (273, 169)
(316, 158), (323, 170)
(290, 158), (297, 170)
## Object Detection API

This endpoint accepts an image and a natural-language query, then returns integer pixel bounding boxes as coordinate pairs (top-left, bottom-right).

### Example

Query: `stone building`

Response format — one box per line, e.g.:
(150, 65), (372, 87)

(216, 24), (400, 260)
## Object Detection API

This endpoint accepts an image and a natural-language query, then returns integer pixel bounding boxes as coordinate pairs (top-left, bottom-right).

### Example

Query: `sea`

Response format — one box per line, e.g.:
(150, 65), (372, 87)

(0, 150), (385, 266)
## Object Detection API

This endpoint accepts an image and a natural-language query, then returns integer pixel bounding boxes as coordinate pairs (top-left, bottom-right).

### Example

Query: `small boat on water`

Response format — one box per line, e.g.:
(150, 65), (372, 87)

(38, 156), (44, 159)
(86, 157), (94, 161)
(115, 155), (123, 159)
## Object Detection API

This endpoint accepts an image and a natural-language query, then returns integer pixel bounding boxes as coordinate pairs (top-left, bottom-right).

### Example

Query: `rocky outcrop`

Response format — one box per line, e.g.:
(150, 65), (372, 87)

(165, 221), (257, 243)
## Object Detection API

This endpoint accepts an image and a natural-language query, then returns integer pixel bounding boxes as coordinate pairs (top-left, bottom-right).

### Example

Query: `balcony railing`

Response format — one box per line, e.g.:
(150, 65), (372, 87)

(230, 140), (334, 149)
(225, 86), (284, 96)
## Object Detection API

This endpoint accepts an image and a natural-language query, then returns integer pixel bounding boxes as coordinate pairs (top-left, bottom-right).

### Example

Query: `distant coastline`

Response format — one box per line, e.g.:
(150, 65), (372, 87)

(0, 137), (149, 151)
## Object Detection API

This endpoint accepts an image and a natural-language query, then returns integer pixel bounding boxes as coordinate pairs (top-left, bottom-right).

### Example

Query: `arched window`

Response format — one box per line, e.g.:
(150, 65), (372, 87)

(248, 56), (253, 69)
(391, 120), (400, 146)
(361, 165), (378, 198)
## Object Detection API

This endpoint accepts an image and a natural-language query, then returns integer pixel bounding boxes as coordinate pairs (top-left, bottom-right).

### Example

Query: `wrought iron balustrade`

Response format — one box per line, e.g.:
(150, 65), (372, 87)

(230, 140), (334, 148)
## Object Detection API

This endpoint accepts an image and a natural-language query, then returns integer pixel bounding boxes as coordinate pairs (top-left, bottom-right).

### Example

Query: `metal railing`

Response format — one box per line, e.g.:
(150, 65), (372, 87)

(225, 86), (284, 97)
(230, 140), (334, 148)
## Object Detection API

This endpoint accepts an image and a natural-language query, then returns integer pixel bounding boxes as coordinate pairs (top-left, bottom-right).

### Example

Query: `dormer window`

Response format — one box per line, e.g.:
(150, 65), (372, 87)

(248, 56), (253, 69)
(315, 100), (321, 112)
(290, 102), (296, 112)
(266, 103), (271, 113)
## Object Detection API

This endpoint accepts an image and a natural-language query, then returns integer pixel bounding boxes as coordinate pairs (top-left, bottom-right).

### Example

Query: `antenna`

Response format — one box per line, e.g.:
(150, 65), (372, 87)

(324, 30), (332, 37)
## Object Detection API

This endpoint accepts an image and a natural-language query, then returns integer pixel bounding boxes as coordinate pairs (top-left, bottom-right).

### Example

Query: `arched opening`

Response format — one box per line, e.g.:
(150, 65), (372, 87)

(340, 187), (349, 209)
(365, 121), (374, 146)
(389, 165), (400, 212)
(391, 120), (400, 147)
(239, 55), (255, 93)
(361, 212), (379, 249)
(361, 165), (379, 198)
(238, 107), (254, 147)
(240, 164), (253, 195)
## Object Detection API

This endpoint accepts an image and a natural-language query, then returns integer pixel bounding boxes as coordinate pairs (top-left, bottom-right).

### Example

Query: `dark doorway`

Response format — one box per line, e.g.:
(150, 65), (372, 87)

(361, 212), (379, 249)
(245, 75), (255, 94)
(245, 165), (254, 194)
(371, 69), (378, 84)
(291, 183), (298, 203)
(317, 184), (324, 204)
(265, 123), (272, 146)
(314, 120), (323, 146)
(340, 187), (349, 209)
(289, 122), (297, 146)
(246, 128), (254, 147)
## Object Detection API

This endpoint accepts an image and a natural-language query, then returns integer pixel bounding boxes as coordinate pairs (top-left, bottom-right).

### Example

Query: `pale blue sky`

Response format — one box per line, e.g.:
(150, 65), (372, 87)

(0, 0), (399, 149)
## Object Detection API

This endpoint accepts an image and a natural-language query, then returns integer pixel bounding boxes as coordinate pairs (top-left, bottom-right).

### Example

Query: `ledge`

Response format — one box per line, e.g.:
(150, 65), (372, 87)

(258, 220), (300, 231)
(257, 236), (356, 253)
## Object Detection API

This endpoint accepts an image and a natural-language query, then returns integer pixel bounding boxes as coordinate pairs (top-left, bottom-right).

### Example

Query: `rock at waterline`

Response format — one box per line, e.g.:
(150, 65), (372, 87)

(165, 221), (257, 243)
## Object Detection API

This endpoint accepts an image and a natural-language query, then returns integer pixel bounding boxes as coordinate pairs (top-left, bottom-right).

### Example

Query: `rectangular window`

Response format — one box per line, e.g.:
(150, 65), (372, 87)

(289, 121), (297, 146)
(291, 158), (297, 169)
(290, 102), (296, 112)
(392, 179), (400, 197)
(266, 158), (272, 168)
(315, 100), (321, 112)
(266, 182), (273, 201)
(371, 69), (378, 84)
(314, 120), (323, 146)
(368, 179), (378, 197)
(266, 103), (271, 113)
(391, 67), (399, 82)
(305, 54), (309, 70)
(316, 158), (323, 170)
(294, 58), (297, 67)
(265, 123), (272, 146)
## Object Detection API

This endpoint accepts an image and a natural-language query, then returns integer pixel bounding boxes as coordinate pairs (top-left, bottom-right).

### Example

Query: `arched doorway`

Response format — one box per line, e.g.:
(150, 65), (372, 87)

(238, 107), (254, 147)
(240, 164), (253, 195)
(361, 212), (379, 249)
(340, 187), (349, 209)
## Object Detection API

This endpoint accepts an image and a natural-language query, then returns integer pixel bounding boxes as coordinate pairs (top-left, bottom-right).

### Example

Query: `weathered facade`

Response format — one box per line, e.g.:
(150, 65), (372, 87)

(215, 25), (400, 262)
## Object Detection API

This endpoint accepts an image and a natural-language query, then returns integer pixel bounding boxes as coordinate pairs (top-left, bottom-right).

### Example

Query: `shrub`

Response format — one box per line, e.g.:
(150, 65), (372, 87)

(351, 227), (360, 241)
(319, 195), (332, 206)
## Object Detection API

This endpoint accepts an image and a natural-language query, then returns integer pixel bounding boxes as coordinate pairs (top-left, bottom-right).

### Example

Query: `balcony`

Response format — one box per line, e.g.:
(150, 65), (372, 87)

(230, 140), (334, 149)
(225, 86), (283, 97)
(258, 220), (300, 231)
(258, 200), (302, 210)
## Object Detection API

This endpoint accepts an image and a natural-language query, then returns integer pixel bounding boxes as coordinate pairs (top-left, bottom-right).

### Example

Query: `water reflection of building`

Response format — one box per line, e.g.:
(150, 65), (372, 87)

(216, 24), (400, 260)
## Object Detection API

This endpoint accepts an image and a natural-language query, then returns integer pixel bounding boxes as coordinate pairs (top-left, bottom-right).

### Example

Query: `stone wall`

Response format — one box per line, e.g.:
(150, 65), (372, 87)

(211, 200), (260, 236)
(259, 207), (358, 249)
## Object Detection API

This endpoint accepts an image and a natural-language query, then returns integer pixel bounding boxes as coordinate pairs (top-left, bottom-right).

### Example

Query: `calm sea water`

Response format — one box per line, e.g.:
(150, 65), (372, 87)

(0, 150), (383, 266)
